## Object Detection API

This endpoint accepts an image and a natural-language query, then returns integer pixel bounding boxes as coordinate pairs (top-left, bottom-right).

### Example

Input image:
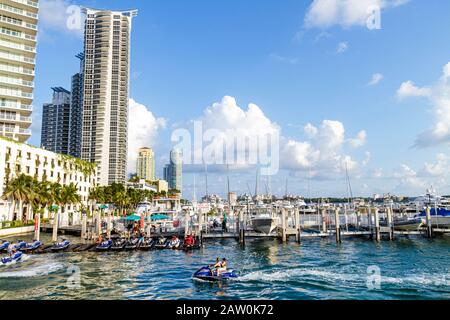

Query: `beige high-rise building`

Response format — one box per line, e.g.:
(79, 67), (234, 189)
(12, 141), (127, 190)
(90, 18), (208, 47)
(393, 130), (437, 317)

(0, 0), (38, 142)
(136, 147), (155, 181)
(81, 8), (137, 186)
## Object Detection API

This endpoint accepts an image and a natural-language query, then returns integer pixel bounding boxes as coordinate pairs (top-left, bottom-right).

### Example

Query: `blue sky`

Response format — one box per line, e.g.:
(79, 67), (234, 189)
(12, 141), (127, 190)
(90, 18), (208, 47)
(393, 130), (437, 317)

(32, 0), (450, 199)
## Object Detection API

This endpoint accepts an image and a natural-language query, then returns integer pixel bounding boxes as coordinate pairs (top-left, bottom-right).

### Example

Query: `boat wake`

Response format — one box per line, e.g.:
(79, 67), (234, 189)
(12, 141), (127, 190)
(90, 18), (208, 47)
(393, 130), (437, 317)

(0, 262), (65, 278)
(237, 268), (450, 288)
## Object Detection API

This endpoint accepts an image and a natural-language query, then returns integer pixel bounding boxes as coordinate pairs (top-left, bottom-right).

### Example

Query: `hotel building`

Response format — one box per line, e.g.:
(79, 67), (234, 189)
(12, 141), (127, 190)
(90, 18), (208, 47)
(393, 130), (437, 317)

(0, 0), (38, 142)
(0, 137), (97, 226)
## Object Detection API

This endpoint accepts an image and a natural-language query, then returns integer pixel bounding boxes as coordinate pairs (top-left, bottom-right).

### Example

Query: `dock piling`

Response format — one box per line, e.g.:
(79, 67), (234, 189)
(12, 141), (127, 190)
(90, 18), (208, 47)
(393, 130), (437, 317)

(281, 208), (287, 243)
(52, 211), (59, 242)
(374, 208), (381, 242)
(81, 213), (87, 243)
(184, 210), (190, 237)
(34, 212), (40, 241)
(387, 207), (394, 240)
(321, 208), (327, 233)
(295, 208), (301, 244)
(425, 207), (433, 238)
(334, 208), (342, 243)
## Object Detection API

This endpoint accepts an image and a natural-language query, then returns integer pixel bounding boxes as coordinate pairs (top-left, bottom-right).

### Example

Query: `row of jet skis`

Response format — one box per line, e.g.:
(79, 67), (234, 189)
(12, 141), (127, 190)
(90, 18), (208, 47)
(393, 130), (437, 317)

(0, 239), (72, 265)
(96, 236), (200, 252)
(1, 238), (238, 282)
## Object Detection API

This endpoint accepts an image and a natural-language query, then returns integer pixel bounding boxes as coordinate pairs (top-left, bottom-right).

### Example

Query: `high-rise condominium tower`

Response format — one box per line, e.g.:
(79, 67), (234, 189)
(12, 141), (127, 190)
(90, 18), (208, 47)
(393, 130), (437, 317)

(41, 87), (71, 154)
(81, 8), (137, 186)
(164, 149), (183, 194)
(69, 53), (84, 159)
(0, 0), (38, 142)
(137, 147), (155, 181)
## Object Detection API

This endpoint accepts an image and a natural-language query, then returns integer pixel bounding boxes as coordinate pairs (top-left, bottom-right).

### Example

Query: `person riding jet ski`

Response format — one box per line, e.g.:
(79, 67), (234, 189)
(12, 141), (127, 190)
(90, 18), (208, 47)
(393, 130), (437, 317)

(184, 234), (195, 246)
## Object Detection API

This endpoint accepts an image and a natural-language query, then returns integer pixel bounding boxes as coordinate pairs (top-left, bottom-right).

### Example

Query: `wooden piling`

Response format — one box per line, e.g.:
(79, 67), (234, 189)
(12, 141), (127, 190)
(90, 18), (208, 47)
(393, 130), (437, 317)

(34, 213), (40, 241)
(334, 208), (341, 243)
(374, 208), (381, 242)
(106, 212), (112, 239)
(52, 211), (59, 242)
(425, 207), (433, 238)
(356, 210), (362, 229)
(281, 208), (287, 243)
(295, 208), (301, 244)
(239, 210), (245, 244)
(81, 213), (87, 244)
(387, 207), (394, 240)
(184, 210), (190, 237)
(321, 208), (327, 233)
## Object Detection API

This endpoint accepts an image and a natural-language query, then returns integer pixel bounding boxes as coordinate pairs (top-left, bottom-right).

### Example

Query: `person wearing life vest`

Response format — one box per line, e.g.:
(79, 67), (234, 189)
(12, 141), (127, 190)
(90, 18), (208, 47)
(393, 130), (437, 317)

(217, 258), (228, 276)
(184, 234), (194, 246)
(7, 243), (16, 258)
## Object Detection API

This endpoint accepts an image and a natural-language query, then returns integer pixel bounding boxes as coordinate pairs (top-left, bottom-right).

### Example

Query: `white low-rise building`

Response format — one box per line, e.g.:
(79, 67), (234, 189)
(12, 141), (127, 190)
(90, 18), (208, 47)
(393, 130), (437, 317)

(0, 137), (97, 226)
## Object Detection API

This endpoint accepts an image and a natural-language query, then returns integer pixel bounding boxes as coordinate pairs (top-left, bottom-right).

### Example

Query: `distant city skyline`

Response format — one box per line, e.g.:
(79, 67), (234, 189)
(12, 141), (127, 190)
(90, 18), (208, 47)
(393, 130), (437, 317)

(28, 0), (450, 198)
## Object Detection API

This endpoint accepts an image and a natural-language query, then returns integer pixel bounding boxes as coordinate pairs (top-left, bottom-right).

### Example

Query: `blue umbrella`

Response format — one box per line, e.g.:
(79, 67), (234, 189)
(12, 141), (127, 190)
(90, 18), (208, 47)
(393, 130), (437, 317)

(151, 214), (169, 221)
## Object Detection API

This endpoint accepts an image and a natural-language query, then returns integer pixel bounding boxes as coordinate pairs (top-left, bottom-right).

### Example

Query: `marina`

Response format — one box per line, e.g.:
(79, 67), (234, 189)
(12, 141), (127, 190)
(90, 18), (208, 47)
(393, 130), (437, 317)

(0, 233), (448, 300)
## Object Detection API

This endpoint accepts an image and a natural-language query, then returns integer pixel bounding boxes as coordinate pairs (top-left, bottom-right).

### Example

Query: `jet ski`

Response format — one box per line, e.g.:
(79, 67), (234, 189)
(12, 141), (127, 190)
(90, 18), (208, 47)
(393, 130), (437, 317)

(96, 239), (113, 251)
(183, 239), (200, 251)
(1, 251), (23, 266)
(111, 238), (127, 251)
(51, 240), (71, 252)
(20, 240), (43, 252)
(167, 237), (181, 249)
(124, 238), (139, 251)
(193, 266), (239, 282)
(154, 237), (168, 249)
(0, 240), (10, 252)
(14, 240), (27, 251)
(138, 238), (154, 251)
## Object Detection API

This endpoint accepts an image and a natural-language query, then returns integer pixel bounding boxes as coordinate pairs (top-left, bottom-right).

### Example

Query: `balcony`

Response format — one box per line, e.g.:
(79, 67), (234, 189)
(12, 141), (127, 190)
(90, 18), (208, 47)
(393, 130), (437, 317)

(0, 50), (35, 67)
(0, 87), (33, 100)
(10, 0), (39, 10)
(0, 27), (36, 44)
(0, 102), (32, 115)
(0, 63), (34, 78)
(0, 4), (37, 23)
(0, 38), (35, 54)
(0, 15), (37, 33)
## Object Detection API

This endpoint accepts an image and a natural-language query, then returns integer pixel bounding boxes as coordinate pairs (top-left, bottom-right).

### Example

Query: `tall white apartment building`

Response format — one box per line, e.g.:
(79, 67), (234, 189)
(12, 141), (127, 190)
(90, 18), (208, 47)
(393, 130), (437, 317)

(0, 0), (38, 142)
(81, 8), (137, 186)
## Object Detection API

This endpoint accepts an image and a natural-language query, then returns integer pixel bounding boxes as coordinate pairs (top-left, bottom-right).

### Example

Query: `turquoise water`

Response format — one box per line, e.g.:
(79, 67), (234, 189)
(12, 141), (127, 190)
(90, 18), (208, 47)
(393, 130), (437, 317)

(0, 233), (449, 300)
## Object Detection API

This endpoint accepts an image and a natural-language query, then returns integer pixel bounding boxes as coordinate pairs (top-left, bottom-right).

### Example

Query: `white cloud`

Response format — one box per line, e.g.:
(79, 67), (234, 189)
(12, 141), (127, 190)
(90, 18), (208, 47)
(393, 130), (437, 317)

(184, 96), (366, 180)
(393, 164), (426, 191)
(420, 153), (449, 177)
(396, 81), (431, 100)
(362, 151), (372, 166)
(367, 73), (384, 86)
(127, 99), (167, 174)
(39, 0), (84, 37)
(336, 41), (348, 53)
(304, 0), (410, 29)
(348, 130), (367, 148)
(397, 62), (450, 148)
(281, 120), (364, 178)
(269, 54), (299, 64)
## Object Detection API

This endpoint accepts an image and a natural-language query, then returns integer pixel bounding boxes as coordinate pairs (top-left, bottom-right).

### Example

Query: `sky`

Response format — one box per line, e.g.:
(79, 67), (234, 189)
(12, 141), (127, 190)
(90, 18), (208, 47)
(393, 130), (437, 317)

(31, 0), (450, 199)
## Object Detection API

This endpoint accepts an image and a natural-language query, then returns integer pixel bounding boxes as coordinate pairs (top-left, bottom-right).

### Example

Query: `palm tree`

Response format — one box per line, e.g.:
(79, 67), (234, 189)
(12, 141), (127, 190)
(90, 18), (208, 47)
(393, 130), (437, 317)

(61, 183), (81, 225)
(2, 174), (33, 222)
